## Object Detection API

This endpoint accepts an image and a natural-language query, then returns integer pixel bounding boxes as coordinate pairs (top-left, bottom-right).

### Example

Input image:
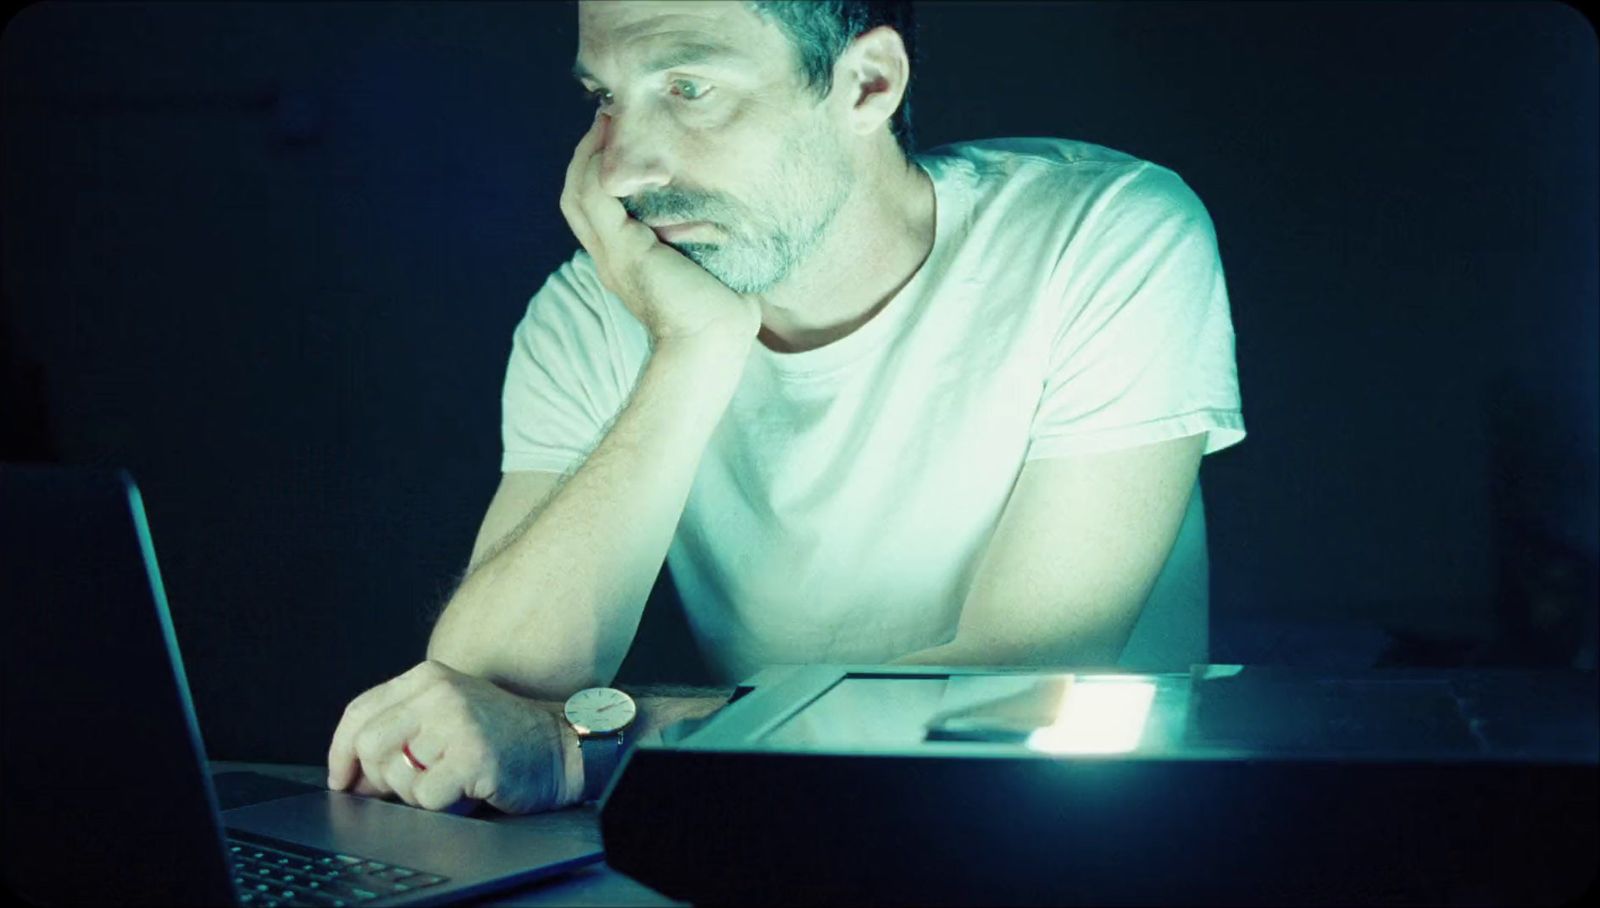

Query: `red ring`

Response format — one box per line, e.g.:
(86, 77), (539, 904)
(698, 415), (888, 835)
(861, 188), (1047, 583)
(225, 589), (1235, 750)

(401, 742), (428, 772)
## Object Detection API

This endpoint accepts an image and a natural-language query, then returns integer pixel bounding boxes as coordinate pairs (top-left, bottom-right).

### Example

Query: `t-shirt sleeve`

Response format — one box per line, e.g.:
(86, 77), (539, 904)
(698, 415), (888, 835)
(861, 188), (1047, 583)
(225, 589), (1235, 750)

(1027, 162), (1246, 459)
(500, 250), (647, 474)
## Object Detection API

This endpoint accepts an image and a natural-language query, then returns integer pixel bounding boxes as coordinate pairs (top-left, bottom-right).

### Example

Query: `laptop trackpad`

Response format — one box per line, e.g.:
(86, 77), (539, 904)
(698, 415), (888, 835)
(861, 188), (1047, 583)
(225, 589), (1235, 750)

(222, 791), (604, 882)
(213, 770), (326, 810)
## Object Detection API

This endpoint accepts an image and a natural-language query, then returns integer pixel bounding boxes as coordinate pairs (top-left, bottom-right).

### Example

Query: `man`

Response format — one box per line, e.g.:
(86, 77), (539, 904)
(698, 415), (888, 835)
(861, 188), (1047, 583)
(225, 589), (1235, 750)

(327, 0), (1245, 816)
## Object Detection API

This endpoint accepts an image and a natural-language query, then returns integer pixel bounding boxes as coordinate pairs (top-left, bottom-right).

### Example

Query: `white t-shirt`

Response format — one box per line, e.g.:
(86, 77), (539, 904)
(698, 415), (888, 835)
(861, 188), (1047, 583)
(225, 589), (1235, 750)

(501, 137), (1246, 683)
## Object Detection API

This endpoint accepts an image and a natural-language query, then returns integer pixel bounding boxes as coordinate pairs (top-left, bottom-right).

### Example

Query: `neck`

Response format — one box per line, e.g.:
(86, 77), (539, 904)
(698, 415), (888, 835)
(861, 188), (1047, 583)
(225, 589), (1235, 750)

(754, 155), (936, 355)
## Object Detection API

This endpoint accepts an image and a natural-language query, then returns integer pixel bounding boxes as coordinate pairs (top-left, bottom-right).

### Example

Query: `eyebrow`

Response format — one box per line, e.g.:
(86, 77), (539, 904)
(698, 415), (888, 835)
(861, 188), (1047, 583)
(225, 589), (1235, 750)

(571, 40), (749, 86)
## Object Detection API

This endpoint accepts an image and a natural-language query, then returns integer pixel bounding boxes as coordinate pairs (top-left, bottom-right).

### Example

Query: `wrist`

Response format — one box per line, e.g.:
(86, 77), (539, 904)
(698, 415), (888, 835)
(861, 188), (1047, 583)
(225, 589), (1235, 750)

(651, 329), (755, 365)
(549, 706), (586, 807)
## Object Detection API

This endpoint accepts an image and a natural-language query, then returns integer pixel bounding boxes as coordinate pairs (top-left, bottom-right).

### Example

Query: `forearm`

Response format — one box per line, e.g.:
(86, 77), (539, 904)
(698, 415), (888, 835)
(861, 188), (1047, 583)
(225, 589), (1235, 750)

(630, 686), (736, 741)
(428, 336), (753, 699)
(890, 634), (1126, 670)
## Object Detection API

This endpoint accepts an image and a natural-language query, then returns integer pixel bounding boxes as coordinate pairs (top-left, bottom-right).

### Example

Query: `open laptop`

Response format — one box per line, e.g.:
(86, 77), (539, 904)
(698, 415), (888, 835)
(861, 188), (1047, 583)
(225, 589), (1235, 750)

(0, 465), (604, 907)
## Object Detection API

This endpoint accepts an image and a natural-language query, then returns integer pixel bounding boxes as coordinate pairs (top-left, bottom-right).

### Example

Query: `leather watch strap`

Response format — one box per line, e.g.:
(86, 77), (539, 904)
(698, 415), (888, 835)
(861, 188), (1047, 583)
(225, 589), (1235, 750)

(578, 732), (624, 803)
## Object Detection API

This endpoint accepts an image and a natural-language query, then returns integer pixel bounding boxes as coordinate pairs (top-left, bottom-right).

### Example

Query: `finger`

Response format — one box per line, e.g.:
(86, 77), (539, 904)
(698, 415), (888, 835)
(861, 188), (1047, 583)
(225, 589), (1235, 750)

(349, 701), (421, 799)
(355, 745), (395, 800)
(576, 134), (631, 239)
(354, 701), (423, 763)
(350, 774), (388, 798)
(561, 111), (604, 195)
(584, 148), (661, 263)
(327, 663), (445, 789)
(560, 116), (605, 250)
(405, 732), (447, 771)
(412, 758), (474, 813)
(328, 685), (398, 791)
(380, 750), (424, 807)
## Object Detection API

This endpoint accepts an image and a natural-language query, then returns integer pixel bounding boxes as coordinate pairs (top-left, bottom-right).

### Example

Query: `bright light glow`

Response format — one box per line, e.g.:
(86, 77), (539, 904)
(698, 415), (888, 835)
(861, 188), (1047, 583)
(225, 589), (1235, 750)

(1025, 678), (1157, 755)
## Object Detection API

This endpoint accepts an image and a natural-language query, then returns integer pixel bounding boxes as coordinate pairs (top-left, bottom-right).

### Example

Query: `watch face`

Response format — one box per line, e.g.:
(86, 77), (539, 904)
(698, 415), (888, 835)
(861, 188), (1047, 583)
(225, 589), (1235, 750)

(564, 687), (637, 735)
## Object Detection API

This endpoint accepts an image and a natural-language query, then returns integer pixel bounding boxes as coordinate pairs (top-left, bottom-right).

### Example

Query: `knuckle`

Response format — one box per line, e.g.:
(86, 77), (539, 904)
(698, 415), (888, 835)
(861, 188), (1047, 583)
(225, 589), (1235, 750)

(431, 684), (468, 715)
(353, 725), (383, 756)
(415, 783), (452, 813)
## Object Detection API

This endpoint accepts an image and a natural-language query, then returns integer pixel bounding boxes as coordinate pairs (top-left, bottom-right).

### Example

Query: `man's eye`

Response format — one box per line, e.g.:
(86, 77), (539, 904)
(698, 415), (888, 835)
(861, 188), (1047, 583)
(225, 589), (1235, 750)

(578, 80), (709, 110)
(670, 79), (711, 102)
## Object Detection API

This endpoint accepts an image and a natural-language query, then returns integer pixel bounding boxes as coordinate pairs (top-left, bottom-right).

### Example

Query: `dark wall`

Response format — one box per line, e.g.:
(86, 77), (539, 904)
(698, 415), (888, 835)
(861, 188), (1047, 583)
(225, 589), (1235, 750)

(2, 1), (1595, 764)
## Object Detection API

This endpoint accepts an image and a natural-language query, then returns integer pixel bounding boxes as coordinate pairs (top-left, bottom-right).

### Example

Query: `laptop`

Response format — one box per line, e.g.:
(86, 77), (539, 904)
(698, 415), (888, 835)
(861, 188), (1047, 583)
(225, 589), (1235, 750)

(0, 465), (605, 907)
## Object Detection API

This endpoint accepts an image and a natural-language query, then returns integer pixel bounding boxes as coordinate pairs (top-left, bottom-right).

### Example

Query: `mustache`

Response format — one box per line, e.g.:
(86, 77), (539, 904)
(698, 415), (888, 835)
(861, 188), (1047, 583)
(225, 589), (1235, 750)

(623, 194), (719, 224)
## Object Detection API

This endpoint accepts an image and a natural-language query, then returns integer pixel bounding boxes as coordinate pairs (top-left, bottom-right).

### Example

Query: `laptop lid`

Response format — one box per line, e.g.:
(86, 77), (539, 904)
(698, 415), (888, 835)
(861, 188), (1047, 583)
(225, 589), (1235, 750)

(2, 465), (608, 907)
(1, 465), (236, 906)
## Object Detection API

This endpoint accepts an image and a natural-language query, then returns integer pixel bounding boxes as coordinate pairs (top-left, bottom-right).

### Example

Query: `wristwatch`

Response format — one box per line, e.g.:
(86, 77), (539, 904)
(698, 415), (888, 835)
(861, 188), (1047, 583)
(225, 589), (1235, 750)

(562, 687), (638, 802)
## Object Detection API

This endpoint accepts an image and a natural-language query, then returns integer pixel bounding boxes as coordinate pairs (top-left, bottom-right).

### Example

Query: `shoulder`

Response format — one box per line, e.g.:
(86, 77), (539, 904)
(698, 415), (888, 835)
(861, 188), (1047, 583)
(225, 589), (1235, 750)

(514, 248), (635, 339)
(919, 137), (1210, 235)
(527, 249), (605, 313)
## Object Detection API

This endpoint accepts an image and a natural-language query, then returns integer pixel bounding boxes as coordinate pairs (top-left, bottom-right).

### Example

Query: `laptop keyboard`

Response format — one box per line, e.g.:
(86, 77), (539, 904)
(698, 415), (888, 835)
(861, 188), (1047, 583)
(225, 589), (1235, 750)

(226, 828), (450, 907)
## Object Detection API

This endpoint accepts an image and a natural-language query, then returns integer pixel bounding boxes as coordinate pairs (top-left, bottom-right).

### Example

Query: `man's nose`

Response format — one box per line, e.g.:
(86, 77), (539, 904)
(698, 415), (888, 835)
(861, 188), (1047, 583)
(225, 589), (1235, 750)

(596, 112), (670, 202)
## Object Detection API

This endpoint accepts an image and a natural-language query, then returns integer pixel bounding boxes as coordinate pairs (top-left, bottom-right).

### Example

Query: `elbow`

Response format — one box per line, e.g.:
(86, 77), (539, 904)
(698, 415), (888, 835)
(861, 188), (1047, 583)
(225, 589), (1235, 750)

(424, 580), (619, 697)
(425, 607), (475, 671)
(425, 629), (486, 679)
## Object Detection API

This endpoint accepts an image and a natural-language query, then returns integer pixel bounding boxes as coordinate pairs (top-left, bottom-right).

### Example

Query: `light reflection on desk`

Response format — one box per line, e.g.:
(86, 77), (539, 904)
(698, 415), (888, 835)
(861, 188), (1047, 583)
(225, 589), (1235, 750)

(760, 673), (1181, 755)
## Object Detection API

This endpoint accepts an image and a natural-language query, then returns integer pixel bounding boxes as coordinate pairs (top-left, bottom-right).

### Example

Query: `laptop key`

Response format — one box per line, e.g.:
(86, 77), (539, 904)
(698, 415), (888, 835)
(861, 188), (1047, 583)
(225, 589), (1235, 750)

(409, 873), (446, 888)
(323, 884), (380, 903)
(347, 875), (409, 897)
(370, 867), (418, 883)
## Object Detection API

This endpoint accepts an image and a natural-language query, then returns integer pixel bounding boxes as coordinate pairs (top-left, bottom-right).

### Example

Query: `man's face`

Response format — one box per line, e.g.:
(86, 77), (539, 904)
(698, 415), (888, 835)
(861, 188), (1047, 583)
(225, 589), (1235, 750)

(574, 0), (857, 295)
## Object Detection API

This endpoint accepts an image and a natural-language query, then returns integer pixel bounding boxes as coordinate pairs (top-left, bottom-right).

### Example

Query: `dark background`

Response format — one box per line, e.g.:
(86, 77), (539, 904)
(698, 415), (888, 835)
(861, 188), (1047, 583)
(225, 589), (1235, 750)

(2, 1), (1595, 765)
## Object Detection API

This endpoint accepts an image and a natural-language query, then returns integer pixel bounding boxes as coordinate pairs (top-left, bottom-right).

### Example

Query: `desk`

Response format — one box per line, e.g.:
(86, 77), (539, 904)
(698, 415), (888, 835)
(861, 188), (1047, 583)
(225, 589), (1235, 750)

(211, 762), (685, 908)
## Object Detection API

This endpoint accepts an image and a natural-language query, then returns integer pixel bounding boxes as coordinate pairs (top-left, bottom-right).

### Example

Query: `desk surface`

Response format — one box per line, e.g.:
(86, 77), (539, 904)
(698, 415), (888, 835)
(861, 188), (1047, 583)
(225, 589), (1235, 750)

(211, 762), (684, 908)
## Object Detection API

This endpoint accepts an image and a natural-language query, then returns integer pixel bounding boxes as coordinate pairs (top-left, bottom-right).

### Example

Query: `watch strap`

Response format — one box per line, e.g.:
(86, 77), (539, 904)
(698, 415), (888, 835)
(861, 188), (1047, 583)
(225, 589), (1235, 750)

(577, 732), (624, 803)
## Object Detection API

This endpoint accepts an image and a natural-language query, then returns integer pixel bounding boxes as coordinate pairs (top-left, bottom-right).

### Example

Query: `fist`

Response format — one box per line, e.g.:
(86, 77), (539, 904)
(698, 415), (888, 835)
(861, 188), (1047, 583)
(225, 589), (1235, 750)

(326, 661), (578, 815)
(558, 112), (761, 347)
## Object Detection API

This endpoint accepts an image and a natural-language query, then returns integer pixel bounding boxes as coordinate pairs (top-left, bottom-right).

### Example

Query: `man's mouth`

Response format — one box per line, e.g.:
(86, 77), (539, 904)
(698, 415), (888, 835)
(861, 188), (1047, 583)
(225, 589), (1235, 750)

(649, 221), (710, 242)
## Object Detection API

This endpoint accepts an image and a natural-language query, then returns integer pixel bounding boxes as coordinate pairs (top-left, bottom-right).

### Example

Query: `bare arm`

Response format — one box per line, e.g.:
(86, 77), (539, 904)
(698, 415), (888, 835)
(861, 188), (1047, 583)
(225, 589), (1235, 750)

(891, 434), (1206, 669)
(427, 334), (753, 699)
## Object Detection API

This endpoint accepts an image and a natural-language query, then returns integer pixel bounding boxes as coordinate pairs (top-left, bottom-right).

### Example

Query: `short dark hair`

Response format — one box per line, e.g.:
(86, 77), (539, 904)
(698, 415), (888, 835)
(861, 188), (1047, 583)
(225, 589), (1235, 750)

(745, 1), (918, 159)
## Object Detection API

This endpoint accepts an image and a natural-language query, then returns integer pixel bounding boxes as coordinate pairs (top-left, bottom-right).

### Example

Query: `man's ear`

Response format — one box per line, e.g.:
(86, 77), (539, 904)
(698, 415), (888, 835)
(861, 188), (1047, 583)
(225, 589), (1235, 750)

(837, 25), (911, 139)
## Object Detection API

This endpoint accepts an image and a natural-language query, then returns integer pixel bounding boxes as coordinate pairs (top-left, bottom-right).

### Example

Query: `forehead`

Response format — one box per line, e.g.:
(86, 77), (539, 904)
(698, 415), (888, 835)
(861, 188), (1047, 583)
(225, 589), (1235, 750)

(575, 0), (783, 77)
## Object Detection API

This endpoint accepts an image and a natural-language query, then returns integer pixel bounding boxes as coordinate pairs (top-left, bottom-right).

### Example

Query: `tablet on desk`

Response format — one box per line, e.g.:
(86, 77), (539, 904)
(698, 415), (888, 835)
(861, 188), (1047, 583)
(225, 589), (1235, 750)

(599, 663), (1598, 907)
